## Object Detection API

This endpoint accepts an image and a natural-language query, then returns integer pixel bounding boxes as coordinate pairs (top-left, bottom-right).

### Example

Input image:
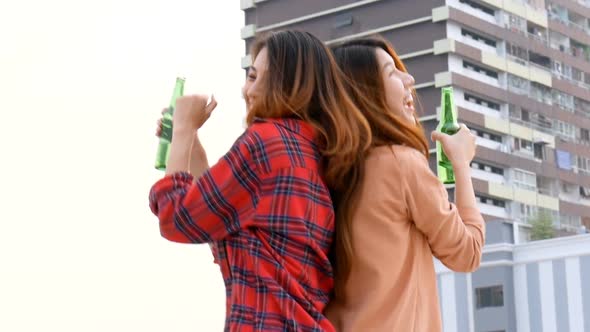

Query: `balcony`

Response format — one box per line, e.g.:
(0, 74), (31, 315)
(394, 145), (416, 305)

(513, 148), (538, 160)
(448, 0), (499, 26)
(559, 188), (580, 204)
(537, 187), (557, 196)
(477, 202), (509, 219)
(459, 35), (498, 55)
(471, 168), (506, 184)
(548, 6), (590, 35)
(556, 215), (584, 233)
(457, 97), (503, 118)
(460, 67), (502, 88)
(529, 85), (553, 105)
(568, 11), (590, 34)
(508, 115), (555, 137)
(475, 136), (504, 150)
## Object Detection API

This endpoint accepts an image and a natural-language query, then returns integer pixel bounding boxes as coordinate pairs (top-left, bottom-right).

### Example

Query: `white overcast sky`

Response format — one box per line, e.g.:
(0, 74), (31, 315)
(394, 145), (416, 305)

(0, 0), (245, 330)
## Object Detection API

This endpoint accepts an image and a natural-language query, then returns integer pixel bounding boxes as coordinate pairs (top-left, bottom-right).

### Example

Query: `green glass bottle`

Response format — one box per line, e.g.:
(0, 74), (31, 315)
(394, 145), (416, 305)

(155, 77), (186, 170)
(436, 87), (461, 184)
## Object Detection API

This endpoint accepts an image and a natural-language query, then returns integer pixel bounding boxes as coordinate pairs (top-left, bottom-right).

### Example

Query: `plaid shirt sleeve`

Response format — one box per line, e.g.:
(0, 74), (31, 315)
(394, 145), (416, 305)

(149, 131), (259, 243)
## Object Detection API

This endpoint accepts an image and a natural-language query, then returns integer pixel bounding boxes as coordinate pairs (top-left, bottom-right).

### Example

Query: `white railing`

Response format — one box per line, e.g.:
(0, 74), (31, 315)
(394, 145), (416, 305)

(471, 168), (506, 184)
(459, 36), (498, 54)
(476, 136), (503, 150)
(457, 99), (502, 118)
(448, 0), (499, 25)
(537, 187), (557, 196)
(477, 202), (509, 218)
(460, 67), (502, 87)
(559, 192), (581, 203)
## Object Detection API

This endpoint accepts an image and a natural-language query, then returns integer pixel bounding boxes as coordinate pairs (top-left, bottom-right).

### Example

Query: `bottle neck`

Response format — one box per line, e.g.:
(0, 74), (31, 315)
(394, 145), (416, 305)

(442, 95), (456, 124)
(169, 81), (185, 108)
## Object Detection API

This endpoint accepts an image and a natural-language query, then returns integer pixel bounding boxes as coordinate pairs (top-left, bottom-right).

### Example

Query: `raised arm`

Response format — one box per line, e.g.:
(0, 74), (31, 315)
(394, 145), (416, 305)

(149, 95), (259, 243)
(149, 129), (259, 243)
(396, 145), (485, 272)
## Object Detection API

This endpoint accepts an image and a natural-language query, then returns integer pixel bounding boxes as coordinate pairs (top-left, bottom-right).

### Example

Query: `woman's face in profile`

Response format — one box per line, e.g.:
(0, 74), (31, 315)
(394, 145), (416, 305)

(242, 48), (268, 112)
(376, 48), (417, 126)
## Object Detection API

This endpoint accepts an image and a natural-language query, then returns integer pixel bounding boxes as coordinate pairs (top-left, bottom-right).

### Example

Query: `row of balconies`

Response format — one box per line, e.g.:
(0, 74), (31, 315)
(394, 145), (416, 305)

(445, 51), (590, 136)
(451, 86), (586, 144)
(450, 23), (590, 92)
(448, 0), (590, 67)
(476, 194), (585, 230)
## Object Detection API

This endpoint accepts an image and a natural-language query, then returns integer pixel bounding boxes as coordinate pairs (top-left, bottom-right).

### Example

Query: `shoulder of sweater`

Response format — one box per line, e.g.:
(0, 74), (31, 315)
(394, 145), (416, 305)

(366, 145), (428, 172)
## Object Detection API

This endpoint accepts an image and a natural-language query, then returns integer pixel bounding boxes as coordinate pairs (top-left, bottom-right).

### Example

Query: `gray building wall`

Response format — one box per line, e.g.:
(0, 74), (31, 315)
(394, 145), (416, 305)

(454, 273), (471, 331)
(582, 255), (590, 332)
(436, 224), (589, 332)
(485, 220), (514, 245)
(553, 259), (571, 332)
(526, 263), (543, 332)
(472, 266), (516, 332)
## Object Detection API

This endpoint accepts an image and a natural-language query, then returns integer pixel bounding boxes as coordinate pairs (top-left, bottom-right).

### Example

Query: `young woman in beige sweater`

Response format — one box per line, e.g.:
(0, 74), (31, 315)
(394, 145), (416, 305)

(325, 36), (485, 331)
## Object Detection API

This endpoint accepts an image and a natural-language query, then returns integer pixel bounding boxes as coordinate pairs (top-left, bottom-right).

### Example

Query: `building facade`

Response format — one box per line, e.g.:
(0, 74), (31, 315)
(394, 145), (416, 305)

(240, 0), (590, 239)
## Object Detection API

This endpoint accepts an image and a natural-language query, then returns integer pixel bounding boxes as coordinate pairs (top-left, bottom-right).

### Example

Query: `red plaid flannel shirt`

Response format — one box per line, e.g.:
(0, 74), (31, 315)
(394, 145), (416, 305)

(149, 118), (336, 331)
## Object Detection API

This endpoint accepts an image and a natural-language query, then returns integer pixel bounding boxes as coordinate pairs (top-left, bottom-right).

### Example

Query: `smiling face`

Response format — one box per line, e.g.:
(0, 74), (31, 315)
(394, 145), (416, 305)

(375, 48), (416, 126)
(242, 47), (268, 113)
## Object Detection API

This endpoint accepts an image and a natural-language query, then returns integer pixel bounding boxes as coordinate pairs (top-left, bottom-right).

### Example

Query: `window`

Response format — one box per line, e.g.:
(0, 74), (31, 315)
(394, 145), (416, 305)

(506, 14), (526, 33)
(472, 128), (503, 142)
(580, 128), (590, 142)
(463, 61), (499, 79)
(526, 0), (544, 10)
(459, 0), (495, 16)
(573, 67), (584, 82)
(534, 142), (545, 160)
(475, 285), (504, 309)
(476, 195), (506, 208)
(518, 203), (538, 220)
(514, 138), (533, 154)
(530, 82), (552, 105)
(532, 113), (553, 130)
(578, 156), (590, 173)
(471, 161), (504, 175)
(552, 90), (574, 111)
(513, 169), (536, 190)
(506, 43), (528, 63)
(521, 139), (532, 151)
(553, 61), (573, 80)
(560, 214), (582, 229)
(461, 29), (496, 47)
(575, 98), (590, 117)
(464, 93), (501, 110)
(334, 15), (353, 28)
(561, 181), (575, 193)
(556, 120), (575, 140)
(508, 74), (529, 95)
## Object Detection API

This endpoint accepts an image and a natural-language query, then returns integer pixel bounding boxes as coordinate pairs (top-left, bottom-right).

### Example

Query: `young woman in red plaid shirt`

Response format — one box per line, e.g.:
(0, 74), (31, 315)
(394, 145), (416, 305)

(149, 30), (371, 331)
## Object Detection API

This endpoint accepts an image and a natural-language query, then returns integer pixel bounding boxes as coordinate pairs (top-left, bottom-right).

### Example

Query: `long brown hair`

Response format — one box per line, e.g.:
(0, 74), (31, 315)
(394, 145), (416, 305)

(248, 30), (372, 204)
(330, 36), (429, 299)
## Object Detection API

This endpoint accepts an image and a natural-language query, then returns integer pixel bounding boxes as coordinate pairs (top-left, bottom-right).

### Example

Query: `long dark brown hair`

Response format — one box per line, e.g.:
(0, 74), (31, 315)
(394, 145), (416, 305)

(247, 30), (372, 205)
(329, 36), (429, 299)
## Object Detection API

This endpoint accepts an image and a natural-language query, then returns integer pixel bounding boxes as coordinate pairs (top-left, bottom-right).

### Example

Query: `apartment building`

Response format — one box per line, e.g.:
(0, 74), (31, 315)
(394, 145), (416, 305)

(240, 0), (590, 240)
